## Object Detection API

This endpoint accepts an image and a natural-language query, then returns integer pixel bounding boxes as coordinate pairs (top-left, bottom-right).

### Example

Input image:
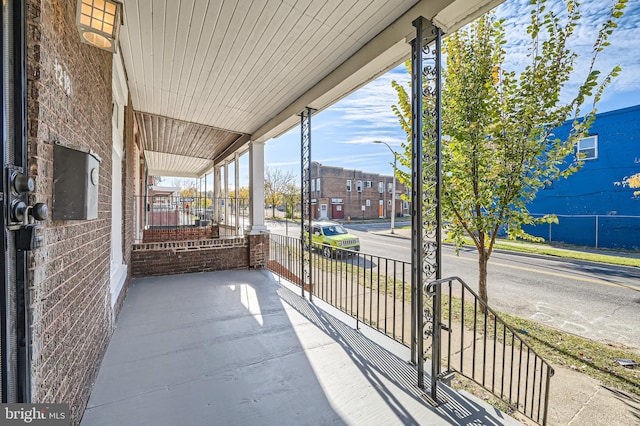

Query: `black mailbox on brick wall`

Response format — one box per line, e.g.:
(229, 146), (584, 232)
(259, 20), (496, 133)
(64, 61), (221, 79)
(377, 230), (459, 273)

(53, 144), (100, 220)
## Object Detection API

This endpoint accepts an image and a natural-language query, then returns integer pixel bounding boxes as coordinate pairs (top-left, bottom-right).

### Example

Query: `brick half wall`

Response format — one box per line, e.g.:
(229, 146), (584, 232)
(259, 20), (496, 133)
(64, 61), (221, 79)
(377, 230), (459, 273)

(131, 234), (270, 277)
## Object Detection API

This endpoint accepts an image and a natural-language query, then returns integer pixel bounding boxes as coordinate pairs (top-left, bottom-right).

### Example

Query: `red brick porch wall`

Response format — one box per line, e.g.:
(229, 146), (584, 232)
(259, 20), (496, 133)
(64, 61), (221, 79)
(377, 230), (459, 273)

(132, 234), (270, 277)
(142, 225), (219, 242)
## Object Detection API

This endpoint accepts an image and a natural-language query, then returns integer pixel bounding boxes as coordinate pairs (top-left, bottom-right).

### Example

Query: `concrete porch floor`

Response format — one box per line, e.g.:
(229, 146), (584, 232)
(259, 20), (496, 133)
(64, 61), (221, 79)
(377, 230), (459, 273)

(81, 270), (521, 426)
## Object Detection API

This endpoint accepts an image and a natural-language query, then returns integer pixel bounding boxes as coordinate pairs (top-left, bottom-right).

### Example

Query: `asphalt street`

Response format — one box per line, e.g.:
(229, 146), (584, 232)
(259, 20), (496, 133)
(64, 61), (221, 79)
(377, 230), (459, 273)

(267, 220), (640, 351)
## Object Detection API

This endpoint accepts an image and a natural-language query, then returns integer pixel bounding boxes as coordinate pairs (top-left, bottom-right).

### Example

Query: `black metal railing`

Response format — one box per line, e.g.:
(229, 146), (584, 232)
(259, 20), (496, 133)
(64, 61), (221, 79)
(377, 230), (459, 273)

(425, 277), (554, 425)
(268, 234), (412, 347)
(135, 195), (249, 243)
(269, 235), (554, 425)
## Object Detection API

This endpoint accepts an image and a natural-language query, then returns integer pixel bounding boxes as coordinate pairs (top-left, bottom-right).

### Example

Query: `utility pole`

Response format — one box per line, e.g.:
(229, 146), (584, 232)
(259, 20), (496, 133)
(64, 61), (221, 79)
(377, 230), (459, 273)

(373, 140), (397, 234)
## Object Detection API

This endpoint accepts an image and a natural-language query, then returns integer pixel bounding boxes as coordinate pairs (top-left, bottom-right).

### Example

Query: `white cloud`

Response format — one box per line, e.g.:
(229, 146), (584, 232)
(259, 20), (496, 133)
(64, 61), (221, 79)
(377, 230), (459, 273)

(316, 151), (388, 163)
(326, 67), (411, 131)
(266, 160), (300, 167)
(336, 135), (406, 148)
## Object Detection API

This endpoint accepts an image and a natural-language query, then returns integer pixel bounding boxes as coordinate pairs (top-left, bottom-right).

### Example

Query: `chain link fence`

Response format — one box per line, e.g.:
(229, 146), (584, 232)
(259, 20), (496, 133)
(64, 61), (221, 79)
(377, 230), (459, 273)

(524, 214), (640, 251)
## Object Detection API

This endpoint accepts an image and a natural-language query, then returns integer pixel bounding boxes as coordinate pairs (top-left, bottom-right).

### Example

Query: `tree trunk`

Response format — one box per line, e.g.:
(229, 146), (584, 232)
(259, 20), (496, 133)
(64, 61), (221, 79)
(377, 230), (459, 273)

(478, 248), (489, 306)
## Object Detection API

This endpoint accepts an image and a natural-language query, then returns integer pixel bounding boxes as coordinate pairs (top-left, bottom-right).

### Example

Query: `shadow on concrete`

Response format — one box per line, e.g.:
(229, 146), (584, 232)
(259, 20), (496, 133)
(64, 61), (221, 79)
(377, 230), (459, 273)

(277, 284), (521, 426)
(81, 271), (345, 425)
(602, 385), (640, 422)
(82, 269), (520, 426)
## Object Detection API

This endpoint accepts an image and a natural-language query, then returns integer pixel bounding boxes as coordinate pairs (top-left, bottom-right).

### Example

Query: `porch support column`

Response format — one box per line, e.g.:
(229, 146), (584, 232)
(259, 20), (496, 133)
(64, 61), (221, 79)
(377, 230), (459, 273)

(214, 166), (221, 223)
(235, 152), (240, 233)
(300, 107), (314, 299)
(410, 17), (443, 396)
(224, 161), (230, 228)
(249, 141), (268, 234)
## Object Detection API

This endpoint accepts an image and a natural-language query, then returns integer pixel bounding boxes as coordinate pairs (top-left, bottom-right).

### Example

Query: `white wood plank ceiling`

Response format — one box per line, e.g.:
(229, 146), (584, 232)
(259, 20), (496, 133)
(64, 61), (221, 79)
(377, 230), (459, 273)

(120, 0), (503, 177)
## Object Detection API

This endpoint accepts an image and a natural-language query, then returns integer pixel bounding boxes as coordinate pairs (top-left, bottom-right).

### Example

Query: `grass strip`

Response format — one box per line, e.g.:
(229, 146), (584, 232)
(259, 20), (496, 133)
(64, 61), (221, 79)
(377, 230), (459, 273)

(454, 238), (640, 268)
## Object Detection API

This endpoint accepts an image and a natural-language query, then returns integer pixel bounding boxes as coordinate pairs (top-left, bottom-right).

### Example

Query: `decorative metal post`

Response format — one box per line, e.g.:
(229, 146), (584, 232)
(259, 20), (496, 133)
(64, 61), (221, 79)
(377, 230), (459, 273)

(300, 107), (314, 300)
(411, 17), (443, 397)
(410, 35), (421, 368)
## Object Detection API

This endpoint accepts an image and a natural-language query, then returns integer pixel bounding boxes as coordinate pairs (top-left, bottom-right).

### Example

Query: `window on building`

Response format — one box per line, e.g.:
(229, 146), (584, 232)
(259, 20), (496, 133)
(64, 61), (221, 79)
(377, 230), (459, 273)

(388, 182), (393, 193)
(365, 199), (371, 207)
(316, 178), (321, 192)
(311, 179), (315, 192)
(577, 135), (598, 160)
(346, 179), (352, 192)
(403, 201), (409, 210)
(378, 182), (384, 193)
(356, 180), (363, 192)
(365, 180), (373, 188)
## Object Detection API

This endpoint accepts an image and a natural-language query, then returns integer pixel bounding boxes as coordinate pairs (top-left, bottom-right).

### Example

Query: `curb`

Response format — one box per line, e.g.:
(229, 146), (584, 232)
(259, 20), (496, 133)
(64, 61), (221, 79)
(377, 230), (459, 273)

(368, 230), (640, 271)
(369, 230), (411, 240)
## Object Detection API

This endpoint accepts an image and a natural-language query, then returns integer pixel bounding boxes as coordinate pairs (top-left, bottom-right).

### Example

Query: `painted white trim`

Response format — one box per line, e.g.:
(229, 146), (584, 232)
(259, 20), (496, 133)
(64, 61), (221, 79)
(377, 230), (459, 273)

(112, 51), (128, 106)
(110, 263), (127, 310)
(249, 141), (266, 234)
(110, 54), (128, 315)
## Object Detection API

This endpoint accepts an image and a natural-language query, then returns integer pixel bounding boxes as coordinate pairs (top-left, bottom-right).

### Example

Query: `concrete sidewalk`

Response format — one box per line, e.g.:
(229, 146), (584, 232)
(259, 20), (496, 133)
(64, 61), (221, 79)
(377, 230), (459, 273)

(370, 227), (640, 425)
(370, 227), (640, 260)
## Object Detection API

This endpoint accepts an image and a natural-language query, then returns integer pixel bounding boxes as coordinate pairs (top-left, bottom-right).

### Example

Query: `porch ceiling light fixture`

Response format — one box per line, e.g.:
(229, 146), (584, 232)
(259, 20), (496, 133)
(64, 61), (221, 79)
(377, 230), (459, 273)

(76, 0), (122, 53)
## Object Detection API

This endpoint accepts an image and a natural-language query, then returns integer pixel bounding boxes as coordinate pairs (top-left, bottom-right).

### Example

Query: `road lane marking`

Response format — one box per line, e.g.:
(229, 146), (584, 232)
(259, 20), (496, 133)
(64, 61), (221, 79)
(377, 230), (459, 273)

(351, 232), (638, 292)
(367, 241), (408, 250)
(445, 254), (639, 291)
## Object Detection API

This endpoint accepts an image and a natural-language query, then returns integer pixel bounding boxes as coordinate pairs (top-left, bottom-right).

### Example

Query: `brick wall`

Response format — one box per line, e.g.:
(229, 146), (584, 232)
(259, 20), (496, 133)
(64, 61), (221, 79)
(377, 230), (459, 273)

(142, 225), (219, 243)
(132, 238), (249, 277)
(249, 233), (269, 268)
(122, 96), (136, 302)
(26, 0), (115, 423)
(131, 234), (271, 277)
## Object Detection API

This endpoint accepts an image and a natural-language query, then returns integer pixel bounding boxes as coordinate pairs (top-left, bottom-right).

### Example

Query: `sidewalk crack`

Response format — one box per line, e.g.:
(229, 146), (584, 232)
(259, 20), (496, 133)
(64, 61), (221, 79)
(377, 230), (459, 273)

(567, 385), (600, 426)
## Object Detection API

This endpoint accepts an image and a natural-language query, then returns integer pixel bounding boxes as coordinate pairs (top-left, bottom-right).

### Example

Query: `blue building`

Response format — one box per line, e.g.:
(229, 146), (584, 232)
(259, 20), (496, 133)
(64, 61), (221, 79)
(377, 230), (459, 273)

(523, 105), (640, 250)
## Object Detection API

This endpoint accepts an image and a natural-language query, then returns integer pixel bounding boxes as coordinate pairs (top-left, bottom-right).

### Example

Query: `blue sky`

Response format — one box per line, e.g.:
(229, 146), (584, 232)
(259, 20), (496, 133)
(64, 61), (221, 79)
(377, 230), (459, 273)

(181, 0), (638, 190)
(264, 0), (640, 182)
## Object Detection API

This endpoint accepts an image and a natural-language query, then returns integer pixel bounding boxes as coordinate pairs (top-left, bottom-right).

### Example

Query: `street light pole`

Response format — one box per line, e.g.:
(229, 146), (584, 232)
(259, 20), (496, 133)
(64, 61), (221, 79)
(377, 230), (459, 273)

(373, 140), (397, 234)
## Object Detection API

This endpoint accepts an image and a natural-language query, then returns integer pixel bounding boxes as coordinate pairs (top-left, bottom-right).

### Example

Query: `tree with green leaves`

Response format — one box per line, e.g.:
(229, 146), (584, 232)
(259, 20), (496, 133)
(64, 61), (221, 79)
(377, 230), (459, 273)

(265, 166), (297, 218)
(282, 183), (300, 219)
(230, 187), (250, 201)
(179, 187), (196, 198)
(392, 0), (626, 304)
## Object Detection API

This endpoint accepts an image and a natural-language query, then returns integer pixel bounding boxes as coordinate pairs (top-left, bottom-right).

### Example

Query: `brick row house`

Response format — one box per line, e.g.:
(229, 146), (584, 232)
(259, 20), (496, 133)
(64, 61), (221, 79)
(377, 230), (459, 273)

(310, 162), (409, 221)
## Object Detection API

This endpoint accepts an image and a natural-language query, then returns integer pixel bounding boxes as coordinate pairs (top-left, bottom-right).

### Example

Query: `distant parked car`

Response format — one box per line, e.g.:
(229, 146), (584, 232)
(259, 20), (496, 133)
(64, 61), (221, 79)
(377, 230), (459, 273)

(303, 221), (360, 257)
